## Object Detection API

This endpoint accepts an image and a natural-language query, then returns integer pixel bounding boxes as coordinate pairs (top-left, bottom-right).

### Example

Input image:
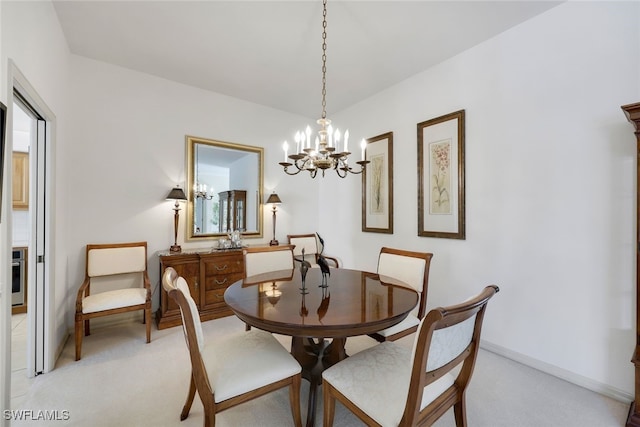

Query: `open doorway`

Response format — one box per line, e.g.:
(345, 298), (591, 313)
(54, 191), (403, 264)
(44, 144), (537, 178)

(8, 65), (53, 410)
(9, 97), (32, 406)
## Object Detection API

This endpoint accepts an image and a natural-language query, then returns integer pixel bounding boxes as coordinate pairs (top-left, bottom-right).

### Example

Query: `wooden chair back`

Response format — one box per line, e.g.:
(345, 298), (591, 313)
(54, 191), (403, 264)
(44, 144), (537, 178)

(322, 285), (498, 427)
(243, 245), (295, 278)
(287, 233), (340, 267)
(403, 285), (499, 426)
(377, 247), (433, 319)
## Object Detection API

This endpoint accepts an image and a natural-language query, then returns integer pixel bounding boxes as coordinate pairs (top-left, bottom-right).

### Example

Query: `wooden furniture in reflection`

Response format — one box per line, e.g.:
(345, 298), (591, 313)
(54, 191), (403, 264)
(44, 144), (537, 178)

(322, 285), (499, 427)
(623, 102), (640, 427)
(224, 268), (419, 427)
(12, 152), (28, 210)
(162, 267), (303, 427)
(157, 248), (244, 329)
(11, 247), (27, 315)
(74, 241), (151, 361)
(218, 190), (246, 232)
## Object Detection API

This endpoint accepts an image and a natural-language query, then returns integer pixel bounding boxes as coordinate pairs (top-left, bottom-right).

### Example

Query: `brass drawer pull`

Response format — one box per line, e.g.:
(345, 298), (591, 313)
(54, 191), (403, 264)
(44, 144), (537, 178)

(215, 278), (228, 285)
(215, 264), (228, 271)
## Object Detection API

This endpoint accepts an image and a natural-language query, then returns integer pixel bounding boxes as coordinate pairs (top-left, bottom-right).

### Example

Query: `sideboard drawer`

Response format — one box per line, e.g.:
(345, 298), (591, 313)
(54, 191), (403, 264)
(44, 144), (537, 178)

(201, 254), (243, 276)
(157, 248), (244, 329)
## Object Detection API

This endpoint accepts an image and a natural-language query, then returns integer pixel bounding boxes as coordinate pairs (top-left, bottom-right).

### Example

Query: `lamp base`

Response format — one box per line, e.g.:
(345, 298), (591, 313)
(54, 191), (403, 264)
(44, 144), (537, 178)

(170, 244), (182, 253)
(269, 239), (279, 246)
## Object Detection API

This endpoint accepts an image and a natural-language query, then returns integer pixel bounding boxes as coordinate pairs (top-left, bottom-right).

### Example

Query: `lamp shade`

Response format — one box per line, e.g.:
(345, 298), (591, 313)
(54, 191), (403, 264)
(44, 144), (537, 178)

(266, 193), (282, 204)
(166, 187), (187, 201)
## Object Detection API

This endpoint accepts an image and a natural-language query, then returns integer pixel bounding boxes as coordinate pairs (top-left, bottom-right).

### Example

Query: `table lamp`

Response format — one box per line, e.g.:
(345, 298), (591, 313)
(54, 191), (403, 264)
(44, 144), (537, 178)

(266, 192), (282, 246)
(166, 186), (187, 252)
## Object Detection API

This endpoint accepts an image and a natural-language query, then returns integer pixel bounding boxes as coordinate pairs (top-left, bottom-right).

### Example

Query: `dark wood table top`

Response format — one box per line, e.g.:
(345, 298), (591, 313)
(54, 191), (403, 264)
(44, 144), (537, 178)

(224, 267), (419, 338)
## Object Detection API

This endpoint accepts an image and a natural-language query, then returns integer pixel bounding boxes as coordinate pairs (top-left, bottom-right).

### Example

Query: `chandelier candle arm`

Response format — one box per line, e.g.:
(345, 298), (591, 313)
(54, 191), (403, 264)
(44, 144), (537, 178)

(278, 0), (369, 179)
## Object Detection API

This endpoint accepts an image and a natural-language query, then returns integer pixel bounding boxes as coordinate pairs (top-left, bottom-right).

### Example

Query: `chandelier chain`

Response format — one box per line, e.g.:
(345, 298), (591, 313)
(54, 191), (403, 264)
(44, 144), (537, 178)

(321, 0), (328, 120)
(278, 0), (370, 178)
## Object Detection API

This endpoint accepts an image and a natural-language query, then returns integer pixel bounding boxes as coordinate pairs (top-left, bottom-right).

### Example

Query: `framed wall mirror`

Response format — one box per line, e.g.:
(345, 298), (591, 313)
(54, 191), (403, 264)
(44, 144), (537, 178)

(186, 135), (264, 241)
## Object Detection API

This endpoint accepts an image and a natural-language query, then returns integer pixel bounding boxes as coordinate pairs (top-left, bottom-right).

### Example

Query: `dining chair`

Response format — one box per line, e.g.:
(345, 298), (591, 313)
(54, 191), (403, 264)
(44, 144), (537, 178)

(369, 247), (433, 342)
(243, 244), (295, 278)
(74, 241), (151, 360)
(162, 267), (303, 427)
(287, 233), (340, 268)
(322, 285), (499, 427)
(242, 245), (296, 330)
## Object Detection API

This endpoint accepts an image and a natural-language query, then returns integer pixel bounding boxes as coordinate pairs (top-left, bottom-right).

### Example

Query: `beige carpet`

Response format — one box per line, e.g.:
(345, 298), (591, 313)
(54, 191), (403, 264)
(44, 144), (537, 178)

(10, 315), (629, 426)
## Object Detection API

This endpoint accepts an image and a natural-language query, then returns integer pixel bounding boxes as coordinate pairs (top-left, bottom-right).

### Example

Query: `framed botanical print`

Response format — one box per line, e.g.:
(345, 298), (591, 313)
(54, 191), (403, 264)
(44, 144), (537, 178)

(417, 110), (465, 239)
(362, 132), (393, 234)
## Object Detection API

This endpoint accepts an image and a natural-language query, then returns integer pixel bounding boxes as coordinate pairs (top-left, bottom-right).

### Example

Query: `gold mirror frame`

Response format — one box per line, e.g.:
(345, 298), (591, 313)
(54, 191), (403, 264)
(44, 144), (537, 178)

(186, 135), (264, 241)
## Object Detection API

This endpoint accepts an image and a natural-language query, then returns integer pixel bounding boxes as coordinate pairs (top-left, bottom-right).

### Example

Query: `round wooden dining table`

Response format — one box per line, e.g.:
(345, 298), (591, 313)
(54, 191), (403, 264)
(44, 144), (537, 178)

(224, 267), (419, 427)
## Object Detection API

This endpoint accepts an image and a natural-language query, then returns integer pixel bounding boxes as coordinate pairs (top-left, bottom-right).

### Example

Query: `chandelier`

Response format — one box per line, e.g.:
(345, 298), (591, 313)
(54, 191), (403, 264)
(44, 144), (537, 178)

(194, 183), (213, 200)
(279, 0), (369, 178)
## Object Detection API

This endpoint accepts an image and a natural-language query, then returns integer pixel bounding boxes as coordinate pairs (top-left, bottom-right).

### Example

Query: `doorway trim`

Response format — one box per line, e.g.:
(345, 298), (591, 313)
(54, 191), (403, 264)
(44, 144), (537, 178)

(6, 59), (56, 379)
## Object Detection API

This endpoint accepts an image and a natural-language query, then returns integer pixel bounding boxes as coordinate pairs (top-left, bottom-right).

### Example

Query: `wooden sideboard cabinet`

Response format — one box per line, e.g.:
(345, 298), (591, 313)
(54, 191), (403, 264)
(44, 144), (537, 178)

(157, 248), (244, 329)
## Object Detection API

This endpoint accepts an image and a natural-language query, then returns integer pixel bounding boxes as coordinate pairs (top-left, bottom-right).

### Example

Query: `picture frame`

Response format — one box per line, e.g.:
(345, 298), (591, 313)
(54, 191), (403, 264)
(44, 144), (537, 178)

(362, 132), (393, 234)
(0, 102), (7, 222)
(417, 110), (465, 239)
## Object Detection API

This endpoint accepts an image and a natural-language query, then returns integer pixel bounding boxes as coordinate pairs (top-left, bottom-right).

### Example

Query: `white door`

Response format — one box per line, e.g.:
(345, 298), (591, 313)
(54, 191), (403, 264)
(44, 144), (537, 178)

(13, 89), (48, 376)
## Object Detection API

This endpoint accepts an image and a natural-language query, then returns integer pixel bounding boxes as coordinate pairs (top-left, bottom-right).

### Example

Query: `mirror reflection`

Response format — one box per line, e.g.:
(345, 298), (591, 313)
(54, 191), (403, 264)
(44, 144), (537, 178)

(186, 136), (263, 240)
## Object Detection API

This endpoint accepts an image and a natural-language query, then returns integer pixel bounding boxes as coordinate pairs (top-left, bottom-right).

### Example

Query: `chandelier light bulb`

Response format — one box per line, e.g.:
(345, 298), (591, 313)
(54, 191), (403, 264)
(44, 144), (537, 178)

(344, 130), (349, 153)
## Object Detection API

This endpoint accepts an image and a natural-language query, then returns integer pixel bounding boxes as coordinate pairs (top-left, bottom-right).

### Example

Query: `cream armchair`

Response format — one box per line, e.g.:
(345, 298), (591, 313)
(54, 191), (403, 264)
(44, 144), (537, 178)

(74, 241), (151, 361)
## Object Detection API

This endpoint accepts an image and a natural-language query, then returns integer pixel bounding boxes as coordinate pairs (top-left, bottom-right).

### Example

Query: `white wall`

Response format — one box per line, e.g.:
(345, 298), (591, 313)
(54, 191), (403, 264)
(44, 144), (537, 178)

(65, 55), (318, 314)
(0, 0), (71, 420)
(322, 1), (640, 399)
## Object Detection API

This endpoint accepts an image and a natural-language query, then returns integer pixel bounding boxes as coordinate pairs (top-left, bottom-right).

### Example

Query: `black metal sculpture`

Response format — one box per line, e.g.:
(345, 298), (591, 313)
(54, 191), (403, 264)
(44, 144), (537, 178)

(316, 232), (331, 287)
(299, 248), (311, 294)
(316, 232), (326, 254)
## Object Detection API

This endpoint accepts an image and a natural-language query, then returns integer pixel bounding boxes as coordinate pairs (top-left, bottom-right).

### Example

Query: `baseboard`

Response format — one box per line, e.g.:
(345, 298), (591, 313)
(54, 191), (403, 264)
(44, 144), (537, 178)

(480, 340), (633, 404)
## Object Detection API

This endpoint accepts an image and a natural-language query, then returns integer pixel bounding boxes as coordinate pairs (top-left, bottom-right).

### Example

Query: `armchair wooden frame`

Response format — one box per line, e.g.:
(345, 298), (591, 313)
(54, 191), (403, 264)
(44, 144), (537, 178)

(369, 247), (433, 342)
(323, 285), (499, 427)
(162, 267), (302, 427)
(74, 241), (151, 361)
(287, 233), (339, 268)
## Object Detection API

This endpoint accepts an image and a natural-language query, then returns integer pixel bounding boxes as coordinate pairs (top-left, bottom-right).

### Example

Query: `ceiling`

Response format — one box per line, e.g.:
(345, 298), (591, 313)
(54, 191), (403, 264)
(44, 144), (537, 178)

(52, 1), (562, 119)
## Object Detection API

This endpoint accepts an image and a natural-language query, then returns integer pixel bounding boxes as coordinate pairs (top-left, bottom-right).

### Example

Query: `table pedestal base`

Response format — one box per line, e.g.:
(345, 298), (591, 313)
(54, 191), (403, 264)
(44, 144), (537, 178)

(291, 336), (347, 427)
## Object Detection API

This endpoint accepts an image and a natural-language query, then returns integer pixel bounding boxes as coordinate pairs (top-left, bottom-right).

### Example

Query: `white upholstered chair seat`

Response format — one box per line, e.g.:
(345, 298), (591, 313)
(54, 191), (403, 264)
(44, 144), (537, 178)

(374, 314), (421, 338)
(202, 329), (302, 403)
(82, 288), (147, 314)
(322, 342), (455, 427)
